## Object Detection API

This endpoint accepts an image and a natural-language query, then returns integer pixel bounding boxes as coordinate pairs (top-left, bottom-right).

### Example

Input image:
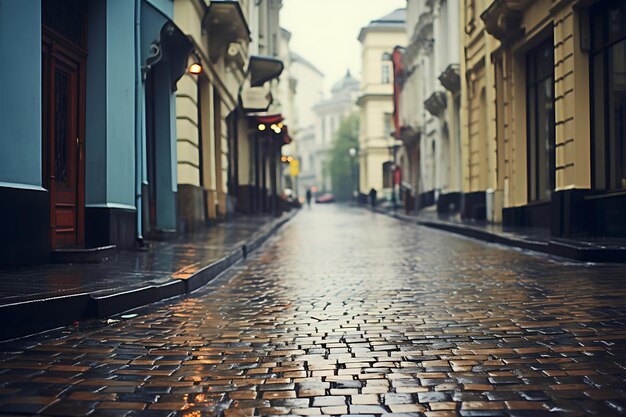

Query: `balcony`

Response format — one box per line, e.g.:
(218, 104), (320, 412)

(424, 91), (447, 117)
(438, 64), (460, 94)
(480, 0), (534, 43)
(204, 0), (251, 62)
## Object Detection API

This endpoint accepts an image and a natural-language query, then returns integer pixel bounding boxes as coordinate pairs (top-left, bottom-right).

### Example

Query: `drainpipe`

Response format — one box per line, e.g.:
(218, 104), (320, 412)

(134, 0), (144, 245)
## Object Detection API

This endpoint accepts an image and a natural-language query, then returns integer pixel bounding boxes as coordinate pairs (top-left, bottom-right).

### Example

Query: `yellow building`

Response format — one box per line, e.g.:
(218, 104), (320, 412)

(460, 0), (500, 222)
(174, 0), (286, 230)
(174, 0), (250, 231)
(357, 9), (406, 196)
(462, 0), (626, 237)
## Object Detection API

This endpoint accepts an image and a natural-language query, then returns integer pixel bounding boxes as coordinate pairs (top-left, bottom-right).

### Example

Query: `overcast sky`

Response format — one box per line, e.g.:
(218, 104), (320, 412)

(281, 0), (406, 96)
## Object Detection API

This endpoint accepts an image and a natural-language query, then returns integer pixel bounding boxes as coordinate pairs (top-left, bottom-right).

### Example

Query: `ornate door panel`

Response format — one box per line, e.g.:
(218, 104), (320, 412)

(43, 35), (85, 248)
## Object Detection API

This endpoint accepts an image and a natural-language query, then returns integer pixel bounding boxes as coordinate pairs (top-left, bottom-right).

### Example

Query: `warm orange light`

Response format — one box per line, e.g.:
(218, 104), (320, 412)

(311, 186), (318, 192)
(287, 156), (294, 162)
(189, 63), (202, 74)
(277, 122), (284, 128)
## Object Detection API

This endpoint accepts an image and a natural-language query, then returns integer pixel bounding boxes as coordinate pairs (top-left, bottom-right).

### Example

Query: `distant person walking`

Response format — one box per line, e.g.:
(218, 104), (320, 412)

(369, 188), (377, 209)
(306, 188), (312, 207)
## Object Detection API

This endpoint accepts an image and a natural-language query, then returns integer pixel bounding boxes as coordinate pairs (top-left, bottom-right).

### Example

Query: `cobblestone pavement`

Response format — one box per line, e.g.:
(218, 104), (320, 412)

(1, 205), (626, 417)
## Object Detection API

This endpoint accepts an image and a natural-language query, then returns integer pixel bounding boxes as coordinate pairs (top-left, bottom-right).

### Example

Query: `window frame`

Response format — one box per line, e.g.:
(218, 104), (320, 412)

(590, 0), (626, 192)
(525, 35), (556, 203)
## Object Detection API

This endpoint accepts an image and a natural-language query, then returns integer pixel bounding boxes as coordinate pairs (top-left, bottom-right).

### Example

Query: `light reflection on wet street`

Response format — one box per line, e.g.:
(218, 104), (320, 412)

(1, 205), (626, 417)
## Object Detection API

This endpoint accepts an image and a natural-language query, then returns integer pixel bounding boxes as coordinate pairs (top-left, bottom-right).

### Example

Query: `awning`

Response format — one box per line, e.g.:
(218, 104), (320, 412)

(253, 115), (292, 145)
(204, 0), (250, 41)
(248, 55), (284, 87)
(239, 56), (284, 112)
(204, 0), (251, 62)
(255, 115), (283, 124)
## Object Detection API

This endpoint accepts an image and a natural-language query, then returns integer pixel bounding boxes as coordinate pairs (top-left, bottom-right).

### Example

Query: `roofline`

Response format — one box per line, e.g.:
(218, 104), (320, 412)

(358, 24), (406, 43)
(290, 52), (324, 77)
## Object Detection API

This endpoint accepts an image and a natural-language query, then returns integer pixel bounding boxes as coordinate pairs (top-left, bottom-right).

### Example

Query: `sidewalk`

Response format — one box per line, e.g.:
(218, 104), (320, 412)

(371, 205), (626, 263)
(0, 210), (297, 340)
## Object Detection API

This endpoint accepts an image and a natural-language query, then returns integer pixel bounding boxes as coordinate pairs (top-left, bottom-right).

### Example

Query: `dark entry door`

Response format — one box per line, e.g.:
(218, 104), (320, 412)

(43, 35), (86, 248)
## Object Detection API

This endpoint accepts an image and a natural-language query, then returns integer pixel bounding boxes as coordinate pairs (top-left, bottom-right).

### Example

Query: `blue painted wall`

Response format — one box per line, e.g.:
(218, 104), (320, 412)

(140, 0), (178, 230)
(0, 1), (42, 188)
(106, 1), (136, 207)
(85, 0), (136, 209)
(146, 0), (174, 18)
(153, 61), (177, 230)
(85, 0), (107, 205)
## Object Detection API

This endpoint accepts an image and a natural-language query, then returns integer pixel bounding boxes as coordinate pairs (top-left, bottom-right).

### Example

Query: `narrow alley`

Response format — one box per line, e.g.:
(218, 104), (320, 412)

(1, 206), (625, 417)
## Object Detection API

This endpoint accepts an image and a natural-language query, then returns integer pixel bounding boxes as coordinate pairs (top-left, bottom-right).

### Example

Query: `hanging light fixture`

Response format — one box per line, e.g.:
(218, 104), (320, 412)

(188, 51), (203, 74)
(189, 62), (202, 74)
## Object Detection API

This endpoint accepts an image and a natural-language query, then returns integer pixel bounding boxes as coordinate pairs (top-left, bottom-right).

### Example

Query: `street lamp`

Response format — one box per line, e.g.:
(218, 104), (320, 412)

(348, 147), (357, 201)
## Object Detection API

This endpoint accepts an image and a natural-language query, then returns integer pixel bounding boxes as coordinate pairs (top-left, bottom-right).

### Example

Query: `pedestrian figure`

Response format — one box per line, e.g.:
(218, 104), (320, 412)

(306, 188), (312, 207)
(369, 188), (377, 209)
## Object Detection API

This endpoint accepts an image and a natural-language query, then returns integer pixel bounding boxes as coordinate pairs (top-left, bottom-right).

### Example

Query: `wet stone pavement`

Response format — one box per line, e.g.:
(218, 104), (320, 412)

(1, 205), (626, 417)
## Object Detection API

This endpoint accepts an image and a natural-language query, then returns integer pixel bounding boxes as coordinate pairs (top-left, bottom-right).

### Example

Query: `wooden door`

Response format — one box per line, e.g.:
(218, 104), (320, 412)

(43, 35), (86, 248)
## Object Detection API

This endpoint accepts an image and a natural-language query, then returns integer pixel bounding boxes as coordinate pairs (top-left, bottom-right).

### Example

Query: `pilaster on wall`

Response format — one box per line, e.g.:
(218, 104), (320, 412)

(176, 73), (201, 187)
(553, 5), (590, 190)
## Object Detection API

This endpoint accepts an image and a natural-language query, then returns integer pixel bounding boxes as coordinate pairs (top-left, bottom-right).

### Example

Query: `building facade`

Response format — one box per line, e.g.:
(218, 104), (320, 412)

(0, 0), (287, 266)
(236, 0), (294, 216)
(288, 52), (324, 197)
(312, 71), (360, 193)
(357, 9), (406, 197)
(0, 0), (193, 265)
(472, 0), (626, 237)
(394, 0), (462, 213)
(174, 0), (250, 232)
(173, 0), (288, 221)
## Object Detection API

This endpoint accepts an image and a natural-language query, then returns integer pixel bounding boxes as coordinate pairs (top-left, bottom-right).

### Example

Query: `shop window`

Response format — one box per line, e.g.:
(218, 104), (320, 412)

(591, 0), (626, 191)
(526, 36), (555, 202)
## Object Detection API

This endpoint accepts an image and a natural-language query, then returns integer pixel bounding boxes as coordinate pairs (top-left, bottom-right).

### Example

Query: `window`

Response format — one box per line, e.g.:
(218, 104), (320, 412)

(384, 113), (392, 136)
(591, 0), (626, 191)
(526, 36), (555, 202)
(382, 52), (392, 84)
(382, 64), (391, 84)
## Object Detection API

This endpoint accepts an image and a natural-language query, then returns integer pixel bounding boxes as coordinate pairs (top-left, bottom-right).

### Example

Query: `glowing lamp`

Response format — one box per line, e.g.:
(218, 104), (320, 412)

(258, 124), (266, 131)
(188, 63), (202, 74)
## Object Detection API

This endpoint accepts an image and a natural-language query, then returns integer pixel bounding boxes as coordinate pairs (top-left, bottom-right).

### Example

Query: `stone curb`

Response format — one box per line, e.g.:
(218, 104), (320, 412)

(0, 210), (298, 341)
(368, 206), (626, 263)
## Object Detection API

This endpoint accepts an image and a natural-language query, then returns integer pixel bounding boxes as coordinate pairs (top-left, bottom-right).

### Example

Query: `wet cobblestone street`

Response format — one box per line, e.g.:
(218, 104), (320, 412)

(1, 206), (626, 417)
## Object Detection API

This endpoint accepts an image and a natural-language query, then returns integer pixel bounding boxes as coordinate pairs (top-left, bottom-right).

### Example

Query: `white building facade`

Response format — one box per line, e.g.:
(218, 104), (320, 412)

(397, 0), (461, 212)
(357, 9), (406, 197)
(312, 71), (360, 193)
(288, 53), (324, 196)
